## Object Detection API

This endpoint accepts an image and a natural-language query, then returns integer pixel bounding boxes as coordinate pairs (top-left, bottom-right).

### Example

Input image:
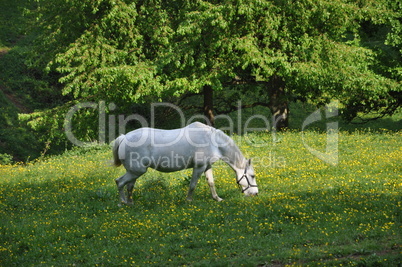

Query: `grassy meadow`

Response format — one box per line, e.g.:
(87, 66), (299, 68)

(1, 127), (401, 266)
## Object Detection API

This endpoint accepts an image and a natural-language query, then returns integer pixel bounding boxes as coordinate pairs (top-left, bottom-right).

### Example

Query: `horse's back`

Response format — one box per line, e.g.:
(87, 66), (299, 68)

(124, 122), (213, 146)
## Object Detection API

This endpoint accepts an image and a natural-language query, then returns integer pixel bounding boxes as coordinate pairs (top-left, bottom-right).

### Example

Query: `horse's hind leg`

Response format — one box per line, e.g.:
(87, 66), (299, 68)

(186, 166), (205, 201)
(126, 181), (136, 205)
(115, 171), (138, 206)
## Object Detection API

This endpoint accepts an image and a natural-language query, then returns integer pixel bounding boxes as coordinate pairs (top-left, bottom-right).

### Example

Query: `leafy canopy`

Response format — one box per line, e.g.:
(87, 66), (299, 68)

(31, 0), (401, 118)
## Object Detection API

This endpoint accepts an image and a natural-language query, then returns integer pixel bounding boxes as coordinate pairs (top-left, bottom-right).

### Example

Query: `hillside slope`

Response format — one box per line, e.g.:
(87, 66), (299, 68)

(0, 0), (43, 162)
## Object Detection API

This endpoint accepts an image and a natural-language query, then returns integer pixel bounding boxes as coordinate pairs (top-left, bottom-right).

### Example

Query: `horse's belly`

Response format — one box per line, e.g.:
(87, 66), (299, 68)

(147, 152), (195, 172)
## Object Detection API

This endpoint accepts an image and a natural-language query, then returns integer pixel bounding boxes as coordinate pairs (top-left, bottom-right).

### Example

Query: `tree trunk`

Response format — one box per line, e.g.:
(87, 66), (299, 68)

(267, 75), (289, 130)
(203, 85), (215, 126)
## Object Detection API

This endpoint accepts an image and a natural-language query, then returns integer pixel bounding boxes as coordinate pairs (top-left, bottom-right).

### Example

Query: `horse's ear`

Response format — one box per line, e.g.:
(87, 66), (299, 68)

(247, 159), (252, 167)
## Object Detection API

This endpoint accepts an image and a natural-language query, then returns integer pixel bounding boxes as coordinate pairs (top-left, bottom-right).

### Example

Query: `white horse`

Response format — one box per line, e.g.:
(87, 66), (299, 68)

(112, 122), (258, 205)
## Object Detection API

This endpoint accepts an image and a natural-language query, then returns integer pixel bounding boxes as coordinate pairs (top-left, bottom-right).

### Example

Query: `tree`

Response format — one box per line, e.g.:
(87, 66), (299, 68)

(163, 0), (401, 127)
(29, 0), (401, 135)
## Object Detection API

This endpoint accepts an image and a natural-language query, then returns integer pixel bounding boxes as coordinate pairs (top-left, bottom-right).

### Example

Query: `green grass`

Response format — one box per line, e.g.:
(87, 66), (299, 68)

(1, 130), (401, 266)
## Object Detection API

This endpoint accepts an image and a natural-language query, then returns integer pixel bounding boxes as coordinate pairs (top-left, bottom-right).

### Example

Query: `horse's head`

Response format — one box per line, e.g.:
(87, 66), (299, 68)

(237, 159), (258, 196)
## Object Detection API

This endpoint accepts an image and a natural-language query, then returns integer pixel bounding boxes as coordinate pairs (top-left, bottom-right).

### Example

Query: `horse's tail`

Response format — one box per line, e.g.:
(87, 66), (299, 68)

(112, 135), (125, 167)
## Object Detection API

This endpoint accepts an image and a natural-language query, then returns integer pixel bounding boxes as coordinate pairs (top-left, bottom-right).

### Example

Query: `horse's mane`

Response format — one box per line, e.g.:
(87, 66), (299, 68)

(214, 129), (246, 169)
(187, 122), (246, 169)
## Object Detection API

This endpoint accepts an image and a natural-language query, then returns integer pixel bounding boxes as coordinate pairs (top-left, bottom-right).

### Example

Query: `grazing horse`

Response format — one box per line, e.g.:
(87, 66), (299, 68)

(112, 122), (258, 205)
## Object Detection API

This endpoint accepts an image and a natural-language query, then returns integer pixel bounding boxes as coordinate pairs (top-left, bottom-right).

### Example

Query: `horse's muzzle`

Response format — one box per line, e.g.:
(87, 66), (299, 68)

(243, 187), (258, 196)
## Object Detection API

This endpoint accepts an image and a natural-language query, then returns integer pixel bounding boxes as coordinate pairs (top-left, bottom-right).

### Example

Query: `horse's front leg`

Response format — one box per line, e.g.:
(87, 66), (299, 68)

(205, 167), (223, 202)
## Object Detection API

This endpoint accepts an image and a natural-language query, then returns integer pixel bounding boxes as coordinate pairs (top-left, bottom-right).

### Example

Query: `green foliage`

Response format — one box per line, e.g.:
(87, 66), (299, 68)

(0, 82), (42, 162)
(55, 4), (161, 101)
(0, 0), (72, 161)
(0, 0), (30, 48)
(32, 0), (402, 113)
(0, 46), (64, 110)
(32, 0), (170, 104)
(0, 153), (13, 165)
(289, 38), (401, 119)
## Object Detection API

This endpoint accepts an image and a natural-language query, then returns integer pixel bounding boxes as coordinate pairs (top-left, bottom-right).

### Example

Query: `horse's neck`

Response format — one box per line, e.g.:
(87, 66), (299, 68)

(227, 146), (246, 171)
(217, 133), (246, 171)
